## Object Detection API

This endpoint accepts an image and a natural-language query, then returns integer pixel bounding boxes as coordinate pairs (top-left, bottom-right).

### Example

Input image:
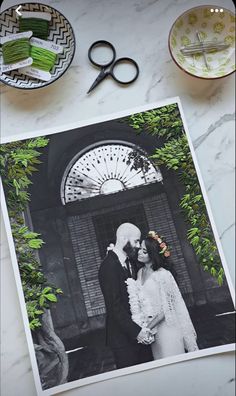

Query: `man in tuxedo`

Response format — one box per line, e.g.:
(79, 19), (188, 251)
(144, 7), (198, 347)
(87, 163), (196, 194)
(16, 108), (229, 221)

(99, 223), (153, 369)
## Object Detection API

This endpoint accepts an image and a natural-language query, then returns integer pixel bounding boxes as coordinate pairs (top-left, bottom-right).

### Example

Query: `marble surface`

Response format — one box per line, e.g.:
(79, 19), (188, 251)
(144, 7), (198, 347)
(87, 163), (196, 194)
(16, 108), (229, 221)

(0, 0), (235, 395)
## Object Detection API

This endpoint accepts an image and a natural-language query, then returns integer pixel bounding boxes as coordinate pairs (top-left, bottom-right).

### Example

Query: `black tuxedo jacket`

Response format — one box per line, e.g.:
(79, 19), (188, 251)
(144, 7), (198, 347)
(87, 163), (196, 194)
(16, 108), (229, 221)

(99, 251), (141, 348)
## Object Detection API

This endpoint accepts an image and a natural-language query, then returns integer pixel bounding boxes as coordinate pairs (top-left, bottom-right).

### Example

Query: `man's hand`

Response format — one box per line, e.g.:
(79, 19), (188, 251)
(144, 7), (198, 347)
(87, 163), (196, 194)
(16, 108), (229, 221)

(137, 327), (154, 345)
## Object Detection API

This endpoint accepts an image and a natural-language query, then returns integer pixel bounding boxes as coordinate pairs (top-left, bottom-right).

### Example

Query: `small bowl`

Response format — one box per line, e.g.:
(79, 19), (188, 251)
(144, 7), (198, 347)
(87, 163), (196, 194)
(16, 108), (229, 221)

(168, 5), (235, 79)
(0, 2), (76, 89)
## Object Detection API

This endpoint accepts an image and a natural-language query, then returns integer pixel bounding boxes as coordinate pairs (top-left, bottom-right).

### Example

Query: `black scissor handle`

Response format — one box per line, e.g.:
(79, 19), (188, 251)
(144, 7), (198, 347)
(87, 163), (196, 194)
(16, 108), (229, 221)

(110, 57), (140, 84)
(88, 40), (116, 68)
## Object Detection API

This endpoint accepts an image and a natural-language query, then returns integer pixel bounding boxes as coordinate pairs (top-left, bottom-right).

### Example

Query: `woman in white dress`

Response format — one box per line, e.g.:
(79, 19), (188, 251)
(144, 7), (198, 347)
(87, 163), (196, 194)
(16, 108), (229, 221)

(136, 231), (199, 360)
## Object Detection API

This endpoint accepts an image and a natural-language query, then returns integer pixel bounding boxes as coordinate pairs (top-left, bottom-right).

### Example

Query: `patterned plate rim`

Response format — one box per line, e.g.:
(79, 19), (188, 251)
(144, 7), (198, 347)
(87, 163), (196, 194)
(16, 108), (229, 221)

(168, 4), (236, 80)
(0, 2), (76, 89)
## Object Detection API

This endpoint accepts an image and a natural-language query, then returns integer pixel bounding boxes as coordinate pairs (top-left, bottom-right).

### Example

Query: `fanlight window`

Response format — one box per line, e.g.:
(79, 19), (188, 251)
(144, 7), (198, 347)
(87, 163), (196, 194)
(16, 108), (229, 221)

(61, 142), (163, 204)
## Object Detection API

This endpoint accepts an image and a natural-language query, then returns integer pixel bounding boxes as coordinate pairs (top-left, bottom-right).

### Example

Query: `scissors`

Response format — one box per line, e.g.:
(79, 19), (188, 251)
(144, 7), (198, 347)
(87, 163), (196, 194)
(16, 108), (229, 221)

(87, 40), (139, 94)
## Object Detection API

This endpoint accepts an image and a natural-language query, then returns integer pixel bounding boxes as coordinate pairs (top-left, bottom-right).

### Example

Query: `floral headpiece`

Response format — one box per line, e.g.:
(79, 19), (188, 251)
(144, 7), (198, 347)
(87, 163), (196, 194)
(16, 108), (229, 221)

(148, 231), (171, 257)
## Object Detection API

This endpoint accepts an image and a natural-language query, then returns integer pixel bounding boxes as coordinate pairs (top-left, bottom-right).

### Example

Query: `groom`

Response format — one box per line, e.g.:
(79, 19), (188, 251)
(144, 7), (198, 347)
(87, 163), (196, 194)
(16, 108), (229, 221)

(99, 223), (153, 369)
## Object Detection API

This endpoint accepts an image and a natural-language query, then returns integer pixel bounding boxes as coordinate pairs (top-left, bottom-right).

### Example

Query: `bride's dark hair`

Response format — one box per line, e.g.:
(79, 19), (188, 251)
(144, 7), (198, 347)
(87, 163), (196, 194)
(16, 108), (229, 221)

(143, 236), (177, 279)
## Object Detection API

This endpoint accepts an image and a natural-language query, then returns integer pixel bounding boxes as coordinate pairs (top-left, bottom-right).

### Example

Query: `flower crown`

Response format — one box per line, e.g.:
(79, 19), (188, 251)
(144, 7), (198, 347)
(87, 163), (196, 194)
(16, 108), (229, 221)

(148, 231), (171, 257)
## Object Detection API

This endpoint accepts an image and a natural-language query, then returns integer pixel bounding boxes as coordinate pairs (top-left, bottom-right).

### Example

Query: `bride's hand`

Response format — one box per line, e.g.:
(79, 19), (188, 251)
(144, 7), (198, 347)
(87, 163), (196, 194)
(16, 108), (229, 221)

(137, 328), (154, 344)
(149, 328), (157, 336)
(146, 322), (157, 336)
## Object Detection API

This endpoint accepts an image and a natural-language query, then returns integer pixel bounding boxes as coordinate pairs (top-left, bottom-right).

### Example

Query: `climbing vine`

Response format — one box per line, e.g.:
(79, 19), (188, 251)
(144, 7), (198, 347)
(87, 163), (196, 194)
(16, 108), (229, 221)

(0, 137), (62, 330)
(126, 104), (224, 285)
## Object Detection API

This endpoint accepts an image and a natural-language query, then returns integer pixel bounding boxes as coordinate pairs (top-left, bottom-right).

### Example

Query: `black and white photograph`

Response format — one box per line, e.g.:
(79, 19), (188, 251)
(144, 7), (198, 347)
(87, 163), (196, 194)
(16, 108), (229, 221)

(1, 100), (235, 396)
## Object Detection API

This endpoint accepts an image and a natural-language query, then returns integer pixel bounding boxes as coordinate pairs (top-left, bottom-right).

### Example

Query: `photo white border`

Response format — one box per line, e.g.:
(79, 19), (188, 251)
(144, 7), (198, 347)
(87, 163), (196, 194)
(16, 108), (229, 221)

(1, 96), (235, 396)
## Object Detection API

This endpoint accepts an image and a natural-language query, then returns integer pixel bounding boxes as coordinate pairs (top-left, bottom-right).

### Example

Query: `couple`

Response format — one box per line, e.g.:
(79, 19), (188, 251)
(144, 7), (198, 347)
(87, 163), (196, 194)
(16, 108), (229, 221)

(99, 223), (198, 369)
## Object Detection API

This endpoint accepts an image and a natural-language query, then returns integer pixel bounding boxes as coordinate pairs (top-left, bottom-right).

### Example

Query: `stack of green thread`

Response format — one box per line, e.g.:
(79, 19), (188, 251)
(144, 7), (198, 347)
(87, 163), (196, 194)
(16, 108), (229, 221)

(18, 16), (58, 72)
(19, 17), (49, 40)
(2, 38), (30, 64)
(2, 14), (59, 76)
(31, 46), (57, 72)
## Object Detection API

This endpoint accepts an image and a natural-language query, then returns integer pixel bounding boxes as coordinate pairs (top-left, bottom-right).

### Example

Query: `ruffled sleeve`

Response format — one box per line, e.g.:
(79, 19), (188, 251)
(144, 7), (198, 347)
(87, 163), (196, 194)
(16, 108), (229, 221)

(154, 269), (199, 352)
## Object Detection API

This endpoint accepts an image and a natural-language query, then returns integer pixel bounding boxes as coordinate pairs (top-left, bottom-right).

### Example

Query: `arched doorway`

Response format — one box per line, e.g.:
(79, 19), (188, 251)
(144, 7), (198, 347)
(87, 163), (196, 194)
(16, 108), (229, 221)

(60, 141), (163, 204)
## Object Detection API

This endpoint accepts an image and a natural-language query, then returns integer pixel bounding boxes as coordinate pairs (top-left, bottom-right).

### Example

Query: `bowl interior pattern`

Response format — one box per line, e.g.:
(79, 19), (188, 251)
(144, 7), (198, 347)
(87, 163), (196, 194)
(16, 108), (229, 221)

(0, 2), (76, 89)
(169, 6), (235, 79)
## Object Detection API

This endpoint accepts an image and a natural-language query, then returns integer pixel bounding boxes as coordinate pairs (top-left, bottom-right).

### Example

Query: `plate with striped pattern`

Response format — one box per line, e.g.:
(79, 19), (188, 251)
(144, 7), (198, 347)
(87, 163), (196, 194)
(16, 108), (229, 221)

(0, 2), (76, 89)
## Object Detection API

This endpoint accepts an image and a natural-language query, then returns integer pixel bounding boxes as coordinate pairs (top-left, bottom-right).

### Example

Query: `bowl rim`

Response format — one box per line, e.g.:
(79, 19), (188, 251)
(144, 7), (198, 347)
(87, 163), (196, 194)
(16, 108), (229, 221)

(0, 2), (76, 90)
(168, 4), (235, 80)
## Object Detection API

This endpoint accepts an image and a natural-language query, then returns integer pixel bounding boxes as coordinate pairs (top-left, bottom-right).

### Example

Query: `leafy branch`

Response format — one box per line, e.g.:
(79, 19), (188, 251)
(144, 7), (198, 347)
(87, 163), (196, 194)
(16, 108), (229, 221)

(0, 137), (63, 330)
(126, 104), (183, 138)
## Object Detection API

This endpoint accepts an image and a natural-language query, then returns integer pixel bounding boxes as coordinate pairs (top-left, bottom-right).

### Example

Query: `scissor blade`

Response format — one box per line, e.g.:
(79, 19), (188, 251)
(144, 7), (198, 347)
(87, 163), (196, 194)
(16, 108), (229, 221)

(87, 69), (108, 94)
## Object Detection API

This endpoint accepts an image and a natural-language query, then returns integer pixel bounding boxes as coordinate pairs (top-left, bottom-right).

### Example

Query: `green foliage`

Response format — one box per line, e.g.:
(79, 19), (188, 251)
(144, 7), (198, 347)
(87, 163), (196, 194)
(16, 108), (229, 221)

(0, 137), (63, 330)
(127, 104), (224, 285)
(126, 150), (151, 173)
(126, 104), (183, 138)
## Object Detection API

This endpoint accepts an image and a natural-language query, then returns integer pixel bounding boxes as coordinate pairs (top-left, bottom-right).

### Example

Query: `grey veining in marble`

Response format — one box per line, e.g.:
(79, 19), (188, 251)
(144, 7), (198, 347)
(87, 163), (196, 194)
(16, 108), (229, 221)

(194, 113), (235, 149)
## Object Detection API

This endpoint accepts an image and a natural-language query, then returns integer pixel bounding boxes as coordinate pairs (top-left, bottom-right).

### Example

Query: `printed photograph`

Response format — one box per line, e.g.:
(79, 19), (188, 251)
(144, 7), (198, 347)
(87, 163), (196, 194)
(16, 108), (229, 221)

(0, 101), (235, 395)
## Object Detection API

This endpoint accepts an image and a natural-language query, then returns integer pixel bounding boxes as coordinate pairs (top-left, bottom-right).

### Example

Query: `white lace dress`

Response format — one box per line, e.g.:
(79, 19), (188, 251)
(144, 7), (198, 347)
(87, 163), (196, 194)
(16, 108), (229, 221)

(136, 268), (199, 359)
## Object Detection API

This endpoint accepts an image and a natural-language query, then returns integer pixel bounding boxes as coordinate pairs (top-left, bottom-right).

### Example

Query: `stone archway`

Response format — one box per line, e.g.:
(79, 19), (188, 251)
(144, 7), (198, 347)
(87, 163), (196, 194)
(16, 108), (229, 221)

(60, 140), (163, 204)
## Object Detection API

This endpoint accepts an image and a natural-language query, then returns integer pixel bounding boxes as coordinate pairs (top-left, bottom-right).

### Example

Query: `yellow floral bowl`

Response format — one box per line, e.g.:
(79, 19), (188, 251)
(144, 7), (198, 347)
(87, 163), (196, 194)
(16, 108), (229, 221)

(168, 5), (235, 79)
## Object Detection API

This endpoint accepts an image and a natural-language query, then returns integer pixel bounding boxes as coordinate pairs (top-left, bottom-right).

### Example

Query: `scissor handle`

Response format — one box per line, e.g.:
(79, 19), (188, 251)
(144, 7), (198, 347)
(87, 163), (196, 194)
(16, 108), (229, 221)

(88, 40), (116, 68)
(110, 57), (139, 84)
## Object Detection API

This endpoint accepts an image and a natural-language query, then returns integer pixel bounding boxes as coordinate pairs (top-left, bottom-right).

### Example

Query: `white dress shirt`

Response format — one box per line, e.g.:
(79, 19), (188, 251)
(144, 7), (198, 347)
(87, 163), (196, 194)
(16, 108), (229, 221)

(112, 247), (128, 269)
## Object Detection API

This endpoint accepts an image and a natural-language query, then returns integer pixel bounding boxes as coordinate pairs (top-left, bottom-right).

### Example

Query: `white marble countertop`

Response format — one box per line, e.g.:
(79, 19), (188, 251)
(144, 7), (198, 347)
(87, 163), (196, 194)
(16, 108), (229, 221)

(1, 0), (235, 395)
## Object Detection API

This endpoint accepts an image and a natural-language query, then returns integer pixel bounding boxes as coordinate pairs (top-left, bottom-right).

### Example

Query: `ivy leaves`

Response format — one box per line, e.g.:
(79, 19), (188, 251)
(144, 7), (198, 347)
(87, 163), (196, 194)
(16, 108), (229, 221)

(39, 287), (62, 306)
(179, 183), (223, 284)
(127, 106), (224, 286)
(126, 104), (183, 139)
(1, 137), (63, 331)
(0, 137), (49, 212)
(151, 135), (190, 171)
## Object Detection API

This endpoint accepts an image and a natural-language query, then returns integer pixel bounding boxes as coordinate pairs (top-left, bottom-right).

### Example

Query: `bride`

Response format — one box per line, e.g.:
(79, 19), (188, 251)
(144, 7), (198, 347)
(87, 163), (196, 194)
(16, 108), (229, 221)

(127, 231), (199, 360)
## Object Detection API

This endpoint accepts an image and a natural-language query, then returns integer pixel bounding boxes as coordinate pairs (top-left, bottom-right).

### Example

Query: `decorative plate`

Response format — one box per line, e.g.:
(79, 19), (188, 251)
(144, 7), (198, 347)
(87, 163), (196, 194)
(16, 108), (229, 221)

(168, 5), (235, 79)
(0, 2), (76, 89)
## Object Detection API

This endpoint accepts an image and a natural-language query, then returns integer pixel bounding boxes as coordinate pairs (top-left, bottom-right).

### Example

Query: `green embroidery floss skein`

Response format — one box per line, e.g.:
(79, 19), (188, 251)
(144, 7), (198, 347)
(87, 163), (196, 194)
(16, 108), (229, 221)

(2, 38), (30, 64)
(30, 45), (57, 72)
(19, 18), (49, 40)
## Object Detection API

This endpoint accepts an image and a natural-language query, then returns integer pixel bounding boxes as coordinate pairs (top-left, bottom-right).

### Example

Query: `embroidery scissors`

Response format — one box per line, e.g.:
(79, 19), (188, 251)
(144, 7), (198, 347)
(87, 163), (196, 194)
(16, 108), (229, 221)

(87, 40), (139, 94)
